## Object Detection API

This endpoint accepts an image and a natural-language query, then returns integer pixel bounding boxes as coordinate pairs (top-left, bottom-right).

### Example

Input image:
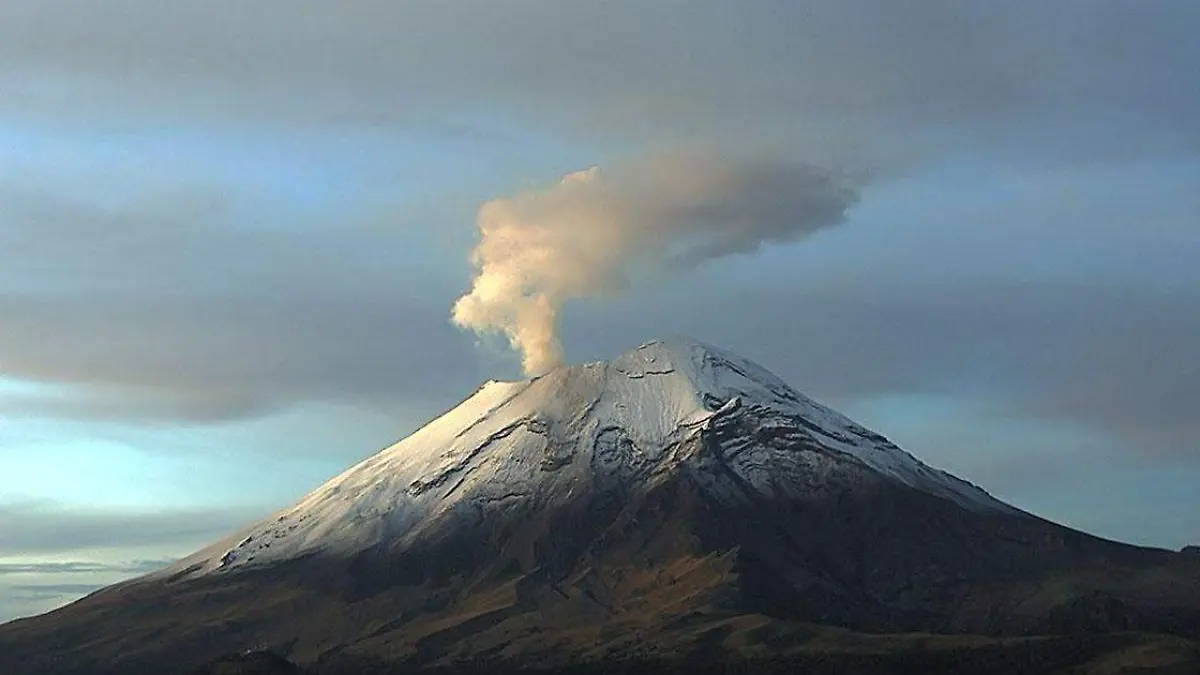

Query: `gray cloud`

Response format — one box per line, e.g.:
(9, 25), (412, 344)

(0, 0), (1195, 161)
(0, 559), (173, 623)
(0, 501), (262, 555)
(560, 276), (1200, 459)
(0, 183), (483, 423)
(0, 504), (244, 622)
(7, 584), (104, 598)
(1, 584), (104, 622)
(0, 561), (172, 576)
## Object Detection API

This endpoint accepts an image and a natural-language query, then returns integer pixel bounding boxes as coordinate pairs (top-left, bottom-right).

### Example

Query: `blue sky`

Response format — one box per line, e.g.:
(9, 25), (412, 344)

(1, 0), (1198, 622)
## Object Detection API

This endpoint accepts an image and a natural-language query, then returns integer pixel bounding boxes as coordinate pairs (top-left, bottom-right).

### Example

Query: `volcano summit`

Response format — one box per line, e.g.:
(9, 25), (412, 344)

(2, 339), (1198, 674)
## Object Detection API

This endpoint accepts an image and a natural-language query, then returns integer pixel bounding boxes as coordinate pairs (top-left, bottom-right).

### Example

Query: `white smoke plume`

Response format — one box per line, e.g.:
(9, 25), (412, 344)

(452, 154), (860, 375)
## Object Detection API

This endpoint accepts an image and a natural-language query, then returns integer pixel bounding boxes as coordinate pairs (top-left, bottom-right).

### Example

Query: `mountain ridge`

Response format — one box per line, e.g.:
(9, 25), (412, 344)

(156, 337), (1013, 582)
(2, 338), (1198, 674)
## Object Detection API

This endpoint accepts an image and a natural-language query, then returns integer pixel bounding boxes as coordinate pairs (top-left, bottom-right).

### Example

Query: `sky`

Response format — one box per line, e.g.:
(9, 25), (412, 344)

(1, 0), (1198, 622)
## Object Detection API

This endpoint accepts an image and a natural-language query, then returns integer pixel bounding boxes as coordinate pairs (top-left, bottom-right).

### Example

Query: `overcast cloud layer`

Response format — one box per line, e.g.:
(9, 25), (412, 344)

(2, 0), (1198, 160)
(1, 0), (1198, 622)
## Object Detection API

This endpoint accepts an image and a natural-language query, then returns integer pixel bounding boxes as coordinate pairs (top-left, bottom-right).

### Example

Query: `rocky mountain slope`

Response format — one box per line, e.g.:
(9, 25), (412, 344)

(1, 339), (1197, 674)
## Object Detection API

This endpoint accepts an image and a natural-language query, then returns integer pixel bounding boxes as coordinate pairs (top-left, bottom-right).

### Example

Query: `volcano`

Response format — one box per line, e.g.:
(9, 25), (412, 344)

(2, 339), (1198, 674)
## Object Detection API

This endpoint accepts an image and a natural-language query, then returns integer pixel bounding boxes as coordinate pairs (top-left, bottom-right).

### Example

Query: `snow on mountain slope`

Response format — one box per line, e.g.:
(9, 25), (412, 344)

(158, 338), (1016, 580)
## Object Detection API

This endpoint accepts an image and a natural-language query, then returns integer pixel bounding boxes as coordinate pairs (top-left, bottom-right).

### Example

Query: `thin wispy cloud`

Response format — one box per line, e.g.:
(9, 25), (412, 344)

(0, 502), (260, 555)
(0, 561), (173, 576)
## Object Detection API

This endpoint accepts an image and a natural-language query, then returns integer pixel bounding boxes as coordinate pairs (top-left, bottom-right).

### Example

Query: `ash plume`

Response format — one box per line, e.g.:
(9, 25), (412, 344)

(452, 154), (859, 374)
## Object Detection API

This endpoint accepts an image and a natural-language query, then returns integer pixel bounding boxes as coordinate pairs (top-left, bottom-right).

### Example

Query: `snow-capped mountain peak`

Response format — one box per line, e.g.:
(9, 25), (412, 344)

(160, 338), (1014, 579)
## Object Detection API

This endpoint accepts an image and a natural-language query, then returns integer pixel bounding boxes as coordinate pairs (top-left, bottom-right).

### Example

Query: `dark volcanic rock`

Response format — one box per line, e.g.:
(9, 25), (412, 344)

(191, 650), (308, 675)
